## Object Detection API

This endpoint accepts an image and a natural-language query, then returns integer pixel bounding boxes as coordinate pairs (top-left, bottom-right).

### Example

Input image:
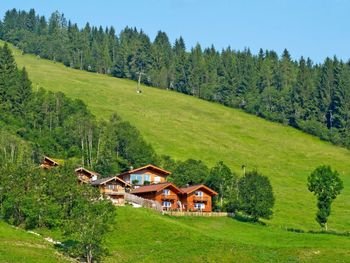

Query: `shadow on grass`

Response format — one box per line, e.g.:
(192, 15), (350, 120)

(231, 214), (266, 226)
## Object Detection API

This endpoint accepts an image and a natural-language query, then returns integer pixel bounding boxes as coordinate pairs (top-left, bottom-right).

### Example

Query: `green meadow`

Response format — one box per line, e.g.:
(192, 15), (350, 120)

(98, 207), (350, 262)
(0, 221), (70, 263)
(3, 41), (350, 231)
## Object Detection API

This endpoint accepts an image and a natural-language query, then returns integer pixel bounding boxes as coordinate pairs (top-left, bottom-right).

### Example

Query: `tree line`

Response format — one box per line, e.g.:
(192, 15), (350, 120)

(1, 9), (350, 148)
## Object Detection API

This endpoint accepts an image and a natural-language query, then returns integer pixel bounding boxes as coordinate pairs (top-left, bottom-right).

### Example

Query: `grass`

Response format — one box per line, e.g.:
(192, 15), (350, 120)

(106, 207), (350, 262)
(0, 221), (70, 263)
(2, 41), (350, 231)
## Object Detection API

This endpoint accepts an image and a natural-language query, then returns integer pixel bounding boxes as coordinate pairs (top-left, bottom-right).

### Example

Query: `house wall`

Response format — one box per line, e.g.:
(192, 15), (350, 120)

(76, 171), (93, 183)
(133, 187), (180, 211)
(180, 189), (213, 212)
(120, 168), (168, 185)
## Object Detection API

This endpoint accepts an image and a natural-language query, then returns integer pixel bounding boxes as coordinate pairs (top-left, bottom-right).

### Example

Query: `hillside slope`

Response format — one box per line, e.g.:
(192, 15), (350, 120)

(5, 41), (350, 231)
(0, 221), (69, 263)
(107, 207), (350, 262)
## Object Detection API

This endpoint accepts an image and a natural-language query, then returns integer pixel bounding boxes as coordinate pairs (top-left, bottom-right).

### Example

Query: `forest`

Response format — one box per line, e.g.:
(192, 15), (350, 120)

(1, 9), (350, 148)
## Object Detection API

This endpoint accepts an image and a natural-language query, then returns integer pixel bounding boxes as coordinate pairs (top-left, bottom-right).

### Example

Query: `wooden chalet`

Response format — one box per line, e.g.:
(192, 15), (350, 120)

(40, 156), (59, 169)
(91, 176), (131, 206)
(180, 185), (218, 212)
(75, 167), (100, 183)
(117, 164), (171, 186)
(131, 182), (182, 211)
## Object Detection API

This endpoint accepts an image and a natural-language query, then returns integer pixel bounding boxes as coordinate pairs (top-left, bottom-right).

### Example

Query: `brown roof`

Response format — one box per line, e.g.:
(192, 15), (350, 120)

(91, 176), (131, 187)
(43, 156), (59, 166)
(180, 184), (218, 196)
(117, 164), (171, 178)
(131, 182), (182, 194)
(75, 167), (100, 177)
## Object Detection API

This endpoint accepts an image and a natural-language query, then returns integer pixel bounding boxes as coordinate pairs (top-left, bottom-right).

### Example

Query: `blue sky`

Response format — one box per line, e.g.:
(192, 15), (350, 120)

(1, 0), (349, 63)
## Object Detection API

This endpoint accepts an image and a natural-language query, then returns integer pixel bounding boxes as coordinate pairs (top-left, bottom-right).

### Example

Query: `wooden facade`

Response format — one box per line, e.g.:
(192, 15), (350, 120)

(131, 182), (182, 211)
(117, 164), (171, 185)
(91, 176), (131, 206)
(131, 182), (218, 212)
(180, 185), (218, 213)
(40, 156), (59, 169)
(75, 167), (100, 183)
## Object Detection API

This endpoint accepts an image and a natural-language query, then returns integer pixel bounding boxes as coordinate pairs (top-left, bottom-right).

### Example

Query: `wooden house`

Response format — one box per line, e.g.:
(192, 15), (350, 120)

(91, 176), (131, 206)
(131, 182), (182, 211)
(75, 167), (100, 183)
(40, 156), (59, 169)
(117, 164), (171, 186)
(180, 185), (218, 212)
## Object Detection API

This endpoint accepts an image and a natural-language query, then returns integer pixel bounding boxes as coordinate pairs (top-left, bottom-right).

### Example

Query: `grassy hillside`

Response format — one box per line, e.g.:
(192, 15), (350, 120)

(4, 41), (350, 231)
(0, 221), (70, 263)
(105, 207), (350, 262)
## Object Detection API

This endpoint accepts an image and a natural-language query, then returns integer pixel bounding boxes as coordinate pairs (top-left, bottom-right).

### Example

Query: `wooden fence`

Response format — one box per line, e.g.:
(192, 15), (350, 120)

(125, 193), (163, 212)
(163, 211), (235, 217)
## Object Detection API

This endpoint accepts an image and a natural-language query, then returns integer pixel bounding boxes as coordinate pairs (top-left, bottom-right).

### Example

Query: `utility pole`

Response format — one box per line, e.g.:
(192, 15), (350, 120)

(136, 71), (146, 93)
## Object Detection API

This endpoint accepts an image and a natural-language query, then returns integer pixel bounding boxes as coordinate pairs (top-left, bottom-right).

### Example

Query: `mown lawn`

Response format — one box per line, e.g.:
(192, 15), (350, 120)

(0, 221), (70, 263)
(3, 41), (350, 231)
(105, 207), (350, 263)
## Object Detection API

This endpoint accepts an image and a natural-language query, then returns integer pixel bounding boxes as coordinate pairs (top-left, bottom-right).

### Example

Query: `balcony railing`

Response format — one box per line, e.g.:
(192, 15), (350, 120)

(161, 194), (177, 200)
(102, 188), (125, 195)
(193, 196), (209, 202)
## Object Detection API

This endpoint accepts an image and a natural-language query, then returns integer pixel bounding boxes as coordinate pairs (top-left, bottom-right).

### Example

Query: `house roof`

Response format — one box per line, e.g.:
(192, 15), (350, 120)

(117, 164), (171, 178)
(43, 156), (59, 166)
(131, 182), (181, 194)
(180, 184), (218, 196)
(75, 167), (100, 177)
(91, 176), (131, 187)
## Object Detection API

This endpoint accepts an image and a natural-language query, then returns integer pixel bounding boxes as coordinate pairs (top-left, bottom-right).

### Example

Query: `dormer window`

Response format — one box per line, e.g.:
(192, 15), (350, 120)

(163, 189), (170, 195)
(195, 191), (203, 197)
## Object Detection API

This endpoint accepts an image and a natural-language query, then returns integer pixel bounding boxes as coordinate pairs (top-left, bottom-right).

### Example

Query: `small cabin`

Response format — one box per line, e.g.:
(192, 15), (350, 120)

(91, 176), (131, 206)
(131, 182), (182, 211)
(75, 167), (100, 183)
(40, 156), (59, 169)
(180, 185), (218, 212)
(117, 164), (171, 186)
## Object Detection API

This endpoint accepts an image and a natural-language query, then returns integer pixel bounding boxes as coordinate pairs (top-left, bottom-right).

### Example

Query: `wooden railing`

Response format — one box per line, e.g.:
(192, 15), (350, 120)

(193, 196), (209, 202)
(163, 211), (235, 217)
(161, 194), (177, 200)
(102, 188), (125, 195)
(125, 193), (163, 212)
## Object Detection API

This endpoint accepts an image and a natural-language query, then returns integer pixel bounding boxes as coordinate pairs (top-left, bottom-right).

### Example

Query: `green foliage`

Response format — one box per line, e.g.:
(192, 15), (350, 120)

(238, 171), (275, 221)
(168, 159), (209, 187)
(206, 161), (238, 211)
(308, 165), (344, 230)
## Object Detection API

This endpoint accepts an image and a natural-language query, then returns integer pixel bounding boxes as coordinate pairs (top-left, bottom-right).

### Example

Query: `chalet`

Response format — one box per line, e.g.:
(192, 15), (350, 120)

(75, 167), (100, 183)
(131, 182), (182, 211)
(40, 156), (59, 169)
(91, 176), (131, 206)
(117, 164), (171, 186)
(180, 184), (218, 212)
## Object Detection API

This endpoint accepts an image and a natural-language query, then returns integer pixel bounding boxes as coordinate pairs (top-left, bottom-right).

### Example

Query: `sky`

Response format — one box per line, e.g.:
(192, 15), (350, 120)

(1, 0), (349, 63)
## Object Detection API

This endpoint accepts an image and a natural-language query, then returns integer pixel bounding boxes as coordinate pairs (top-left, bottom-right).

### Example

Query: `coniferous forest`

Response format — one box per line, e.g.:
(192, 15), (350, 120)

(1, 9), (350, 148)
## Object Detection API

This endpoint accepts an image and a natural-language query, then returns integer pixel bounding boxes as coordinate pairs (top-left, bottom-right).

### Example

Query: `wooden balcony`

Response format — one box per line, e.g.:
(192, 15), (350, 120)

(193, 196), (209, 202)
(102, 188), (125, 195)
(161, 194), (177, 200)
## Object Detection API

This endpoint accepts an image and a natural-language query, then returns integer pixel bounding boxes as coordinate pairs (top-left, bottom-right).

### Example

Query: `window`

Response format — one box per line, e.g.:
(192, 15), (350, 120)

(162, 201), (171, 208)
(144, 174), (151, 182)
(130, 174), (143, 184)
(107, 184), (115, 190)
(154, 176), (161, 183)
(195, 191), (203, 197)
(163, 189), (170, 195)
(194, 203), (205, 210)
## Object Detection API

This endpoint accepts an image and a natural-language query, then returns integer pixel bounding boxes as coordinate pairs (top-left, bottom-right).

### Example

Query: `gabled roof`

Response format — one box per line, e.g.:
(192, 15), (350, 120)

(43, 156), (59, 166)
(75, 167), (100, 177)
(131, 182), (182, 194)
(117, 164), (171, 178)
(180, 184), (218, 196)
(91, 176), (131, 187)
